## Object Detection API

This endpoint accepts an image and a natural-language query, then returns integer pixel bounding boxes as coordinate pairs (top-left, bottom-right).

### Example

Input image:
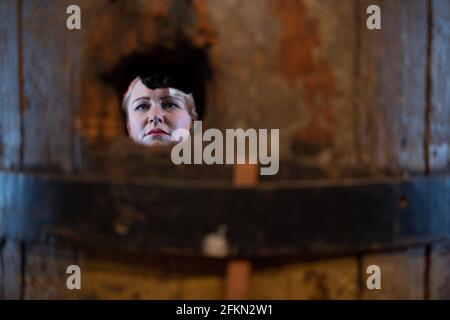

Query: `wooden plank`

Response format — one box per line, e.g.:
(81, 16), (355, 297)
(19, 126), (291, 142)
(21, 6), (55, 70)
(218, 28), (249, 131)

(250, 260), (291, 299)
(429, 241), (450, 300)
(2, 240), (22, 300)
(358, 0), (429, 302)
(21, 0), (83, 172)
(0, 174), (15, 299)
(357, 0), (428, 175)
(429, 0), (450, 173)
(361, 247), (426, 299)
(23, 243), (79, 299)
(177, 256), (225, 300)
(0, 0), (21, 170)
(76, 253), (174, 299)
(206, 0), (358, 177)
(251, 257), (359, 299)
(79, 251), (225, 299)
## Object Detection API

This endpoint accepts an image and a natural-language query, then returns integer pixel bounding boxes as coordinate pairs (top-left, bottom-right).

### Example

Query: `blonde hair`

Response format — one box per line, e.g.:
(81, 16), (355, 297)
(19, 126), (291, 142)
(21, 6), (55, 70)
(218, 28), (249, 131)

(122, 76), (198, 120)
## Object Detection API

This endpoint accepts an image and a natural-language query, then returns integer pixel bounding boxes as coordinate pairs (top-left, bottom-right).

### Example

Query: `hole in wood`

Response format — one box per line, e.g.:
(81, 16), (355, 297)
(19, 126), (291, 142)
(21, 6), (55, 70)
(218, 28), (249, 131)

(102, 43), (211, 124)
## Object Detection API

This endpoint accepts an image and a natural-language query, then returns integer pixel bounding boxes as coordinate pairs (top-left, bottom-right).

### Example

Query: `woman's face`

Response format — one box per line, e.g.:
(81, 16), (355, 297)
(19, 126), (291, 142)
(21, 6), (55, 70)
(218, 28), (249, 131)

(126, 79), (192, 146)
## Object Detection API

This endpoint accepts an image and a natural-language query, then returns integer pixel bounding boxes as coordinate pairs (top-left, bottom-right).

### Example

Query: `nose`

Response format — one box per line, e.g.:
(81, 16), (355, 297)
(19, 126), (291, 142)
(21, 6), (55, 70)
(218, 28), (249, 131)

(148, 104), (164, 125)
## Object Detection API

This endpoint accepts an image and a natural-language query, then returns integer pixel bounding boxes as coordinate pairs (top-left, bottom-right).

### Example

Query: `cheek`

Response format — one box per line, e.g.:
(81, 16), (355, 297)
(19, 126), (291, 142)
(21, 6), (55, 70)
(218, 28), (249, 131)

(166, 111), (192, 130)
(127, 113), (147, 136)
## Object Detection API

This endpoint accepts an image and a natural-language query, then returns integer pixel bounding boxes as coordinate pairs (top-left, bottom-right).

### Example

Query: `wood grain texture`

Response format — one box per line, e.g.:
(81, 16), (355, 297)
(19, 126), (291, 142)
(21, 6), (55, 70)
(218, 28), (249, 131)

(429, 0), (450, 173)
(78, 252), (225, 299)
(357, 0), (428, 175)
(23, 243), (79, 299)
(21, 0), (83, 172)
(361, 247), (426, 299)
(250, 257), (359, 299)
(2, 240), (22, 300)
(206, 0), (358, 178)
(0, 0), (21, 170)
(430, 241), (450, 299)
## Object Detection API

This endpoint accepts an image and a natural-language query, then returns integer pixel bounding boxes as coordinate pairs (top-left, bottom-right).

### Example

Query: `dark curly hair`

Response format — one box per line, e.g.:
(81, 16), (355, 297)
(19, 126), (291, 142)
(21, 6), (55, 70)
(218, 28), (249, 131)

(140, 72), (176, 90)
(122, 73), (198, 120)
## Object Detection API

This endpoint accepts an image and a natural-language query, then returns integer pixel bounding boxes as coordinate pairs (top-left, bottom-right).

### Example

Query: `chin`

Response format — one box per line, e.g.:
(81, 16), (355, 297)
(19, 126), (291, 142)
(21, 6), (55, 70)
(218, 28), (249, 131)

(146, 140), (171, 147)
(141, 136), (172, 147)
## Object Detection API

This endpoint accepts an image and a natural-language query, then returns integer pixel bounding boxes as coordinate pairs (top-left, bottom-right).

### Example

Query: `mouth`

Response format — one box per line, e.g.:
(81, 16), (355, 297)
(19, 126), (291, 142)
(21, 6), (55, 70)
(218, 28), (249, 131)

(145, 128), (170, 136)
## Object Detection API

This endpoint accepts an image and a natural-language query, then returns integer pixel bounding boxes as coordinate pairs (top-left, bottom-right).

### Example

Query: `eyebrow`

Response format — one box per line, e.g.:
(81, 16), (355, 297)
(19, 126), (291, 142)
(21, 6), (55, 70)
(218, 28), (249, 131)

(131, 95), (185, 104)
(131, 97), (150, 104)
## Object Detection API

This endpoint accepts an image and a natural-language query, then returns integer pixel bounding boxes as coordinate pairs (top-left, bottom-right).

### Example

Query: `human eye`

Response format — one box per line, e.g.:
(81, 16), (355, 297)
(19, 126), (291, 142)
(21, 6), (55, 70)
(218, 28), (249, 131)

(161, 101), (180, 110)
(134, 103), (149, 111)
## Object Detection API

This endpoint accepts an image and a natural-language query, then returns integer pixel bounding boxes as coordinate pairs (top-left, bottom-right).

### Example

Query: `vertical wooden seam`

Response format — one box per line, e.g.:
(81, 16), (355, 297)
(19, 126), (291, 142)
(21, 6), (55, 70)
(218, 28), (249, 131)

(70, 55), (75, 174)
(354, 1), (364, 299)
(19, 241), (26, 300)
(70, 26), (81, 174)
(353, 0), (362, 168)
(424, 244), (432, 299)
(356, 253), (364, 300)
(17, 0), (24, 171)
(424, 0), (434, 175)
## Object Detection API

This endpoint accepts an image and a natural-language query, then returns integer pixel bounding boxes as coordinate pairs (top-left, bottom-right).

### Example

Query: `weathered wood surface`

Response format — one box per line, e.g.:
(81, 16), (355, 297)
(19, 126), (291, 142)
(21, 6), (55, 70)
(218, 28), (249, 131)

(361, 247), (426, 299)
(23, 243), (79, 300)
(251, 256), (359, 299)
(1, 0), (446, 180)
(357, 0), (428, 175)
(430, 0), (450, 173)
(356, 1), (432, 300)
(0, 0), (21, 170)
(205, 0), (358, 178)
(1, 0), (450, 301)
(0, 0), (357, 179)
(1, 240), (22, 300)
(1, 172), (449, 258)
(430, 241), (450, 299)
(104, 137), (233, 183)
(0, 0), (448, 176)
(21, 0), (83, 173)
(5, 243), (448, 299)
(78, 252), (225, 299)
(426, 0), (450, 301)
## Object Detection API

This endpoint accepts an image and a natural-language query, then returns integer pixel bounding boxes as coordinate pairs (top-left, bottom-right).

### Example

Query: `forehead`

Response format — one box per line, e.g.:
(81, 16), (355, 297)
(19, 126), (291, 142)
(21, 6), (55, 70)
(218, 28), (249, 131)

(129, 80), (171, 101)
